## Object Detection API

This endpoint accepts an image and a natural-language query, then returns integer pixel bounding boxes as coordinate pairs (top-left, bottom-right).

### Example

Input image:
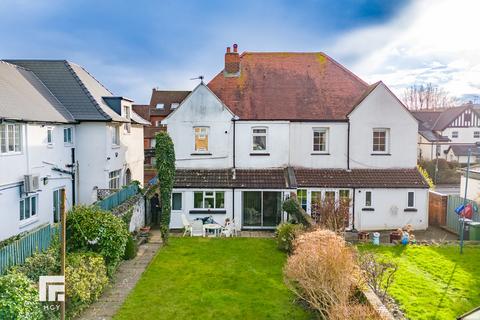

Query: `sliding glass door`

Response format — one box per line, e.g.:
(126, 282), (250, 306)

(243, 191), (282, 228)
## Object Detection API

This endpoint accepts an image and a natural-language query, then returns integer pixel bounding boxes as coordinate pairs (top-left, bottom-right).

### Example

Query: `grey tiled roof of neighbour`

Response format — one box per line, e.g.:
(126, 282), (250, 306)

(174, 168), (428, 189)
(447, 144), (480, 156)
(0, 61), (74, 123)
(5, 60), (143, 123)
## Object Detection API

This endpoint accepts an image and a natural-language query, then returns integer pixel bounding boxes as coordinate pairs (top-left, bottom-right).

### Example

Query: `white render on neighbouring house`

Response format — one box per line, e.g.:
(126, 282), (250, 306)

(163, 46), (429, 232)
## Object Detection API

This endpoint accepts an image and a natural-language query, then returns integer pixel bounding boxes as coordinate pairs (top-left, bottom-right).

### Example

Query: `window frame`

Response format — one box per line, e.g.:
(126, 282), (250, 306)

(111, 125), (120, 147)
(407, 191), (415, 208)
(156, 103), (165, 109)
(193, 191), (225, 209)
(297, 189), (308, 211)
(171, 192), (183, 211)
(63, 127), (73, 146)
(0, 123), (22, 155)
(372, 128), (389, 154)
(108, 169), (122, 189)
(474, 131), (480, 139)
(364, 190), (373, 208)
(312, 127), (329, 153)
(193, 126), (210, 153)
(20, 194), (38, 223)
(451, 131), (459, 138)
(47, 126), (54, 147)
(123, 106), (131, 134)
(251, 126), (268, 153)
(171, 103), (180, 109)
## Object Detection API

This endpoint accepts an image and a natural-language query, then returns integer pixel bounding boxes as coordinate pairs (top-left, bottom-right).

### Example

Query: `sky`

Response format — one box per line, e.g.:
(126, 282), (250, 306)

(1, 0), (479, 104)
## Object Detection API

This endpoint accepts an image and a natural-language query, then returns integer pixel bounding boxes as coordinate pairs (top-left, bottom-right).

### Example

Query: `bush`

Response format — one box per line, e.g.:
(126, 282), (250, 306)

(66, 252), (109, 317)
(12, 247), (60, 282)
(284, 229), (360, 318)
(282, 197), (314, 228)
(0, 271), (43, 319)
(66, 205), (129, 275)
(275, 223), (303, 254)
(123, 234), (138, 260)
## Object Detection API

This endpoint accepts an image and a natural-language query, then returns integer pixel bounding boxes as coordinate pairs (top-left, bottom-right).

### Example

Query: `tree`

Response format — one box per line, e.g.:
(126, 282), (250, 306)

(402, 83), (457, 110)
(155, 131), (176, 243)
(311, 196), (350, 234)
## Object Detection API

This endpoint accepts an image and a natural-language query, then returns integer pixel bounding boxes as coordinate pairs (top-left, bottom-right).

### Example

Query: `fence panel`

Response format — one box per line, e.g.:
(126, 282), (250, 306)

(0, 224), (59, 275)
(446, 195), (480, 234)
(96, 184), (139, 211)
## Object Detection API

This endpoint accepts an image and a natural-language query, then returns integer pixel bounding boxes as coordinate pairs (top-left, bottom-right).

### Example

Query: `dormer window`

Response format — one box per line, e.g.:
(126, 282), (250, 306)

(156, 103), (164, 109)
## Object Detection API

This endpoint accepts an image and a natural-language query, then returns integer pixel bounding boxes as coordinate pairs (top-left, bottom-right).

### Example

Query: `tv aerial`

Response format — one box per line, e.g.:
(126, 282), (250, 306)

(190, 75), (204, 84)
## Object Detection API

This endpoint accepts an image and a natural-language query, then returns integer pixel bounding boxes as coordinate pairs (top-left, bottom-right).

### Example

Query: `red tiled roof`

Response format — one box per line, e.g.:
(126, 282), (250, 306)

(294, 168), (428, 188)
(208, 52), (369, 120)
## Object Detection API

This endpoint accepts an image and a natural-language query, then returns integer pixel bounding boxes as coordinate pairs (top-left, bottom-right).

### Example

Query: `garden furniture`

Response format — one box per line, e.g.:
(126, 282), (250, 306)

(191, 220), (205, 237)
(181, 214), (192, 237)
(203, 223), (222, 237)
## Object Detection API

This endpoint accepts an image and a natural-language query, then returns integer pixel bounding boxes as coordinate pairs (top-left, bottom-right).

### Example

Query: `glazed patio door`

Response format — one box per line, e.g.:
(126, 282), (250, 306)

(243, 191), (282, 228)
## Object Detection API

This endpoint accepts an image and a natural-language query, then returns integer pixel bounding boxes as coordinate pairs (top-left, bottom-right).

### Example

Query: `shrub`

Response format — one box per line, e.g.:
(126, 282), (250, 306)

(282, 196), (314, 228)
(12, 247), (60, 282)
(284, 229), (360, 318)
(328, 302), (381, 320)
(358, 252), (398, 302)
(66, 252), (109, 317)
(123, 234), (138, 260)
(311, 197), (350, 233)
(0, 271), (43, 319)
(66, 205), (129, 275)
(275, 223), (303, 253)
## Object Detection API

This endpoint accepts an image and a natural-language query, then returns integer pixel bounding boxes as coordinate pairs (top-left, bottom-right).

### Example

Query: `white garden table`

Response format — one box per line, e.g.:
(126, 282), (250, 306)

(203, 224), (222, 237)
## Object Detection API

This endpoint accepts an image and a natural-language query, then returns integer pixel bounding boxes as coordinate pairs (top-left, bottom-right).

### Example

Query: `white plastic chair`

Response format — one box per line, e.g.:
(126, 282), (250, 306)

(221, 222), (234, 237)
(230, 219), (238, 237)
(191, 220), (205, 237)
(181, 214), (192, 237)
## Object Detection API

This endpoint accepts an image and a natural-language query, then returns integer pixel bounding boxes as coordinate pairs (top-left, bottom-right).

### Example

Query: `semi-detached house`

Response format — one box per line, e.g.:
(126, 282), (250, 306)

(163, 45), (429, 232)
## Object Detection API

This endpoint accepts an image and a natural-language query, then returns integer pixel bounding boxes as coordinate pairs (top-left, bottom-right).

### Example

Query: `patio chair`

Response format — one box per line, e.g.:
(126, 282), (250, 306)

(230, 219), (238, 237)
(181, 214), (192, 237)
(221, 222), (234, 237)
(191, 220), (205, 237)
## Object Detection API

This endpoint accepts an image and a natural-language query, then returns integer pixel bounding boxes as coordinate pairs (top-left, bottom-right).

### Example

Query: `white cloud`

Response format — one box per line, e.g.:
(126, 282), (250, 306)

(330, 0), (480, 101)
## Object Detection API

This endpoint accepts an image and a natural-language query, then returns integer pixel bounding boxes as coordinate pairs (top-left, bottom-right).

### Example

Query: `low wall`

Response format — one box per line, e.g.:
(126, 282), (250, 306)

(112, 194), (145, 233)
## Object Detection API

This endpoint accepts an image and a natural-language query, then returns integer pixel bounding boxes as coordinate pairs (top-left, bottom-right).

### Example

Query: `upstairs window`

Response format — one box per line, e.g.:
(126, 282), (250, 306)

(0, 123), (22, 154)
(252, 127), (267, 152)
(452, 131), (459, 138)
(124, 106), (131, 133)
(63, 127), (73, 145)
(193, 191), (225, 209)
(156, 103), (164, 109)
(372, 128), (389, 153)
(47, 127), (53, 146)
(313, 128), (328, 152)
(171, 103), (179, 109)
(194, 127), (209, 152)
(474, 131), (480, 139)
(111, 126), (120, 146)
(109, 169), (121, 189)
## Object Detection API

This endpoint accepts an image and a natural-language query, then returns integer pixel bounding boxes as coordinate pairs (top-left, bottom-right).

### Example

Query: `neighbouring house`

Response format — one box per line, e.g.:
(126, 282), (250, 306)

(0, 61), (75, 241)
(133, 89), (190, 183)
(162, 44), (429, 232)
(412, 104), (480, 163)
(460, 165), (480, 201)
(6, 60), (149, 205)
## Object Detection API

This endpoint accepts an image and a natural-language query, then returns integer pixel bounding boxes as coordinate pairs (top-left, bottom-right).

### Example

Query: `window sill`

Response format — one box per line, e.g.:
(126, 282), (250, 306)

(404, 208), (418, 212)
(64, 143), (73, 147)
(0, 151), (23, 156)
(47, 144), (54, 149)
(189, 209), (227, 214)
(19, 217), (39, 228)
(371, 153), (391, 156)
(311, 152), (330, 155)
(112, 145), (121, 149)
(191, 152), (212, 156)
(362, 208), (375, 211)
(250, 152), (270, 156)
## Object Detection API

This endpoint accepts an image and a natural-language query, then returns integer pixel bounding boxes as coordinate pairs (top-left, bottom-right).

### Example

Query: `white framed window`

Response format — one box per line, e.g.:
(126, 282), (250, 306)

(63, 127), (73, 145)
(372, 128), (389, 153)
(193, 191), (225, 209)
(172, 192), (183, 211)
(20, 194), (37, 221)
(171, 103), (179, 109)
(313, 128), (328, 153)
(109, 169), (122, 189)
(53, 188), (65, 223)
(365, 191), (373, 207)
(452, 131), (458, 138)
(156, 103), (164, 109)
(47, 127), (53, 146)
(194, 126), (209, 152)
(156, 120), (162, 127)
(150, 157), (157, 166)
(297, 189), (307, 211)
(407, 191), (415, 208)
(124, 106), (131, 133)
(111, 126), (120, 146)
(150, 139), (156, 148)
(0, 123), (22, 154)
(474, 131), (480, 139)
(252, 127), (267, 152)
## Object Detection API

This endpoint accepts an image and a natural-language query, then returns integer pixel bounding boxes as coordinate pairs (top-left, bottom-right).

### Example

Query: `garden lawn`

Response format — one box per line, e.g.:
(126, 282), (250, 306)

(360, 244), (480, 320)
(114, 237), (312, 320)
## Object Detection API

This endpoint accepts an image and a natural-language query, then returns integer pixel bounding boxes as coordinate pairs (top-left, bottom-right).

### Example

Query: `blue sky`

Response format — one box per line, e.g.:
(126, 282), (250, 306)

(1, 0), (479, 103)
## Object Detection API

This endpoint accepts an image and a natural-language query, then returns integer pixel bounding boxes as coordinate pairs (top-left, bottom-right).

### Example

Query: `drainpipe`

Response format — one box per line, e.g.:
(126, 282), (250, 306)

(347, 120), (351, 170)
(231, 117), (237, 222)
(71, 148), (76, 205)
(351, 187), (356, 232)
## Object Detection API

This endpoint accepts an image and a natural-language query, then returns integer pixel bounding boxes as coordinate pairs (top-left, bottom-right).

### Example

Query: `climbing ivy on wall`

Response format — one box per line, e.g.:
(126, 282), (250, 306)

(155, 131), (176, 243)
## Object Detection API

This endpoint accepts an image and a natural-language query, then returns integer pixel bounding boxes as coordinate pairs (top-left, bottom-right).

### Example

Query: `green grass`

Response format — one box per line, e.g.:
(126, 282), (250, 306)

(114, 237), (312, 320)
(359, 244), (480, 320)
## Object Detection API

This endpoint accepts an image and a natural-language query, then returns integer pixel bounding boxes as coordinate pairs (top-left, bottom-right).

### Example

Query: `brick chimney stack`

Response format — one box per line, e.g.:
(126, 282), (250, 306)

(224, 43), (240, 75)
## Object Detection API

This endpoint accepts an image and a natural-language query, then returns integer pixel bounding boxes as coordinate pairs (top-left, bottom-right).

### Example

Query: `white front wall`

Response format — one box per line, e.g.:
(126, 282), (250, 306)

(0, 123), (73, 241)
(354, 188), (428, 231)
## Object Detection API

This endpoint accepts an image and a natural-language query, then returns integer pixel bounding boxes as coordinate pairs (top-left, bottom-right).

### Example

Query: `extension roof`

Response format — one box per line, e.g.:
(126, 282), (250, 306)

(208, 52), (369, 121)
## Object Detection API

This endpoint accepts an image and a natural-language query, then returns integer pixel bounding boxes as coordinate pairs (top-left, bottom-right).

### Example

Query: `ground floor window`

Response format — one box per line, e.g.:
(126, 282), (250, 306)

(20, 195), (37, 221)
(109, 169), (122, 189)
(297, 189), (307, 211)
(407, 191), (415, 208)
(193, 191), (224, 209)
(365, 191), (373, 207)
(172, 192), (182, 211)
(243, 191), (282, 228)
(53, 188), (65, 223)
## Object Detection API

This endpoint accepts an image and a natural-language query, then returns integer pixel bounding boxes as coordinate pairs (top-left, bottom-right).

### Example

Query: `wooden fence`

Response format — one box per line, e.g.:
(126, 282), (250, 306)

(0, 223), (59, 275)
(428, 191), (447, 226)
(446, 195), (480, 234)
(96, 184), (139, 211)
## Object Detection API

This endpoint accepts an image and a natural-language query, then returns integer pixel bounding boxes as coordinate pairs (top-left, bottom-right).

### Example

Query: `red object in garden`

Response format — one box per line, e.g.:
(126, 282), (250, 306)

(358, 232), (370, 242)
(390, 232), (402, 243)
(463, 203), (473, 219)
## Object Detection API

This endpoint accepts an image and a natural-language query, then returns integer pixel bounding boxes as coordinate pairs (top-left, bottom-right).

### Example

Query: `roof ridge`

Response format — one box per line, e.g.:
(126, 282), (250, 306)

(69, 62), (114, 95)
(64, 61), (112, 121)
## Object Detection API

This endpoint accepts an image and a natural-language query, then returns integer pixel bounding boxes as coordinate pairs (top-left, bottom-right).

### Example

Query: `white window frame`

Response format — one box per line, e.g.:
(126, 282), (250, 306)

(452, 131), (459, 138)
(111, 125), (120, 147)
(312, 128), (329, 153)
(171, 103), (179, 109)
(251, 126), (268, 152)
(156, 103), (164, 109)
(364, 190), (373, 208)
(171, 192), (183, 211)
(193, 191), (225, 209)
(20, 194), (38, 223)
(63, 127), (73, 146)
(47, 126), (54, 147)
(109, 169), (122, 189)
(372, 128), (390, 154)
(194, 126), (209, 153)
(407, 191), (415, 208)
(474, 131), (480, 139)
(0, 123), (22, 155)
(123, 106), (131, 134)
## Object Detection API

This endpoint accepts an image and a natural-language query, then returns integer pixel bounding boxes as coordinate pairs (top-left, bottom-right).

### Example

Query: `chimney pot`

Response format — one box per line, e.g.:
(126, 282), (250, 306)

(224, 43), (240, 75)
(233, 43), (238, 53)
(226, 47), (231, 53)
